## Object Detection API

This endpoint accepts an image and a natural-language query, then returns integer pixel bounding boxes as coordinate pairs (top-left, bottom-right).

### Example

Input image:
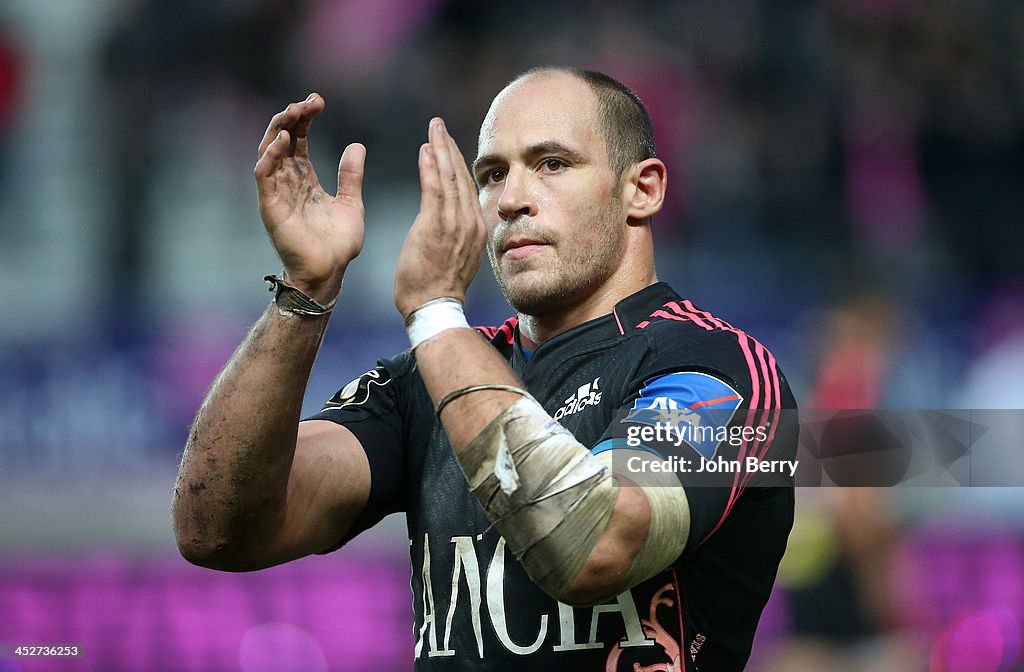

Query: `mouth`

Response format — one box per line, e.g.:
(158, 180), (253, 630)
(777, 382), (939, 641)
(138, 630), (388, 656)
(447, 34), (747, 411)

(501, 237), (549, 261)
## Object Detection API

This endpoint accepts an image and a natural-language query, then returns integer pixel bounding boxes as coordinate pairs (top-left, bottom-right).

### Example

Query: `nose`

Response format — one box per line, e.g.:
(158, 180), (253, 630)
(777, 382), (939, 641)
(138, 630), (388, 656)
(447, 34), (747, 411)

(497, 168), (538, 221)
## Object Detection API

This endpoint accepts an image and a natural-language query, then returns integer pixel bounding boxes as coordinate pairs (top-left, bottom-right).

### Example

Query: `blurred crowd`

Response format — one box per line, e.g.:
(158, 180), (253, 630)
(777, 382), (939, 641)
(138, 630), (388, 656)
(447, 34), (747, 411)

(1, 0), (1022, 387)
(1, 0), (1023, 670)
(1, 0), (1021, 408)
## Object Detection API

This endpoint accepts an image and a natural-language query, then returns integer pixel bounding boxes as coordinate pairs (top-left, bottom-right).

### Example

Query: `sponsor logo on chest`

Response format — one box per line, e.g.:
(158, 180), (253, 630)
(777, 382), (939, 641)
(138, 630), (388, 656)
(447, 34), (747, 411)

(553, 377), (602, 420)
(413, 531), (679, 665)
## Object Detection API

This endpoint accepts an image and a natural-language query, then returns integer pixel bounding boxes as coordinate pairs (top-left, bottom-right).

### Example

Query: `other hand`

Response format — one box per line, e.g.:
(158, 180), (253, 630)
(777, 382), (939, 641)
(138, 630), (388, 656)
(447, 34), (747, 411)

(394, 118), (487, 319)
(254, 93), (366, 304)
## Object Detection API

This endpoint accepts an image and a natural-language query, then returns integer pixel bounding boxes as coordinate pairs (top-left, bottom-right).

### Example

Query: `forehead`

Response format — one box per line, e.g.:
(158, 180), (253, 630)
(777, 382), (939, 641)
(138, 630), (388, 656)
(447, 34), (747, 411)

(476, 72), (605, 161)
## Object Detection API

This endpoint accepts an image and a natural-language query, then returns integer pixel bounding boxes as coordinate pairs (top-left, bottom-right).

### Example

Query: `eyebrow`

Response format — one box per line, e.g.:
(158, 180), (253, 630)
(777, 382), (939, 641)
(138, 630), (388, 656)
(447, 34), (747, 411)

(472, 141), (588, 177)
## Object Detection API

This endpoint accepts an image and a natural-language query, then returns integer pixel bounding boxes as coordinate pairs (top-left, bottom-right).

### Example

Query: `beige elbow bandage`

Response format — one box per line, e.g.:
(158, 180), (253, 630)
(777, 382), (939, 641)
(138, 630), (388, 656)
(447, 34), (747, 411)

(457, 396), (689, 600)
(595, 449), (689, 593)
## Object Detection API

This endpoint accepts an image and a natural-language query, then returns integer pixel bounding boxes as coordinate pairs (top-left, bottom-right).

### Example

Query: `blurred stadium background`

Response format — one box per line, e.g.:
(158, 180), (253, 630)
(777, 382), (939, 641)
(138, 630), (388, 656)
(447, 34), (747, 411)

(1, 0), (1023, 670)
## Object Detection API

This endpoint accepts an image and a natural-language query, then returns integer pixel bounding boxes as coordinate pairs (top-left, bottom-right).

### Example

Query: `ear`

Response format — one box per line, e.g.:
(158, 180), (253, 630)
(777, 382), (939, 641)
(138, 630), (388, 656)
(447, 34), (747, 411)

(623, 158), (667, 224)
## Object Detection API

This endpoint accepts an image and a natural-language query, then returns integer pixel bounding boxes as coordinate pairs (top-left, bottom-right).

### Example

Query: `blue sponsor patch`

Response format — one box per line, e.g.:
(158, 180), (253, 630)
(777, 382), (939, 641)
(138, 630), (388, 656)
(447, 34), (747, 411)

(623, 372), (744, 460)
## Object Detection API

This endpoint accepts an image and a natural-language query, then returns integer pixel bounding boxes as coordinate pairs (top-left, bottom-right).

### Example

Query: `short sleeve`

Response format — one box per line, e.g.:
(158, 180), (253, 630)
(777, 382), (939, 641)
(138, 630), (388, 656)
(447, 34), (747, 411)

(306, 353), (413, 546)
(593, 331), (798, 552)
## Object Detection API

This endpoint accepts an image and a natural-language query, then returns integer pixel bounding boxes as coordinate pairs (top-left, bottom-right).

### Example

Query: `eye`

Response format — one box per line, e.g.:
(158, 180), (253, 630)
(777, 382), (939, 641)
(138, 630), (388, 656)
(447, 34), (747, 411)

(540, 158), (566, 173)
(482, 168), (506, 185)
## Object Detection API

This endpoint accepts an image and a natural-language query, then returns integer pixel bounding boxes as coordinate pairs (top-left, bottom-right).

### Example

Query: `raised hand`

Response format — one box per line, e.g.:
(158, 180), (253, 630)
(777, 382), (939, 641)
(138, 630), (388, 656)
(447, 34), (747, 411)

(254, 93), (366, 304)
(394, 118), (488, 319)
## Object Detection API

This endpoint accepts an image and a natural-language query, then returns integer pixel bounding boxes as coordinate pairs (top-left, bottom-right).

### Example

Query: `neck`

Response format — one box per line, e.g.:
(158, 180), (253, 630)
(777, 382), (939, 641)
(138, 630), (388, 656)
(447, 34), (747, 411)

(517, 265), (657, 351)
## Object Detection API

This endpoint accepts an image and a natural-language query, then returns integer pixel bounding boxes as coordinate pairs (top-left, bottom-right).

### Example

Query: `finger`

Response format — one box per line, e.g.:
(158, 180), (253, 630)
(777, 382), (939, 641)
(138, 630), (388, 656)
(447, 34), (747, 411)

(291, 93), (324, 137)
(444, 130), (480, 226)
(417, 143), (443, 221)
(256, 94), (323, 159)
(443, 127), (474, 186)
(254, 129), (290, 200)
(291, 93), (325, 159)
(336, 142), (366, 209)
(258, 103), (300, 158)
(429, 118), (459, 194)
(438, 120), (485, 242)
(429, 118), (460, 231)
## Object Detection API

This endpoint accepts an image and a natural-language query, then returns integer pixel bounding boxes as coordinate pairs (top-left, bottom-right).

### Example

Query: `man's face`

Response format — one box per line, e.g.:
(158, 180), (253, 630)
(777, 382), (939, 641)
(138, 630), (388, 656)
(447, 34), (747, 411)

(474, 73), (629, 317)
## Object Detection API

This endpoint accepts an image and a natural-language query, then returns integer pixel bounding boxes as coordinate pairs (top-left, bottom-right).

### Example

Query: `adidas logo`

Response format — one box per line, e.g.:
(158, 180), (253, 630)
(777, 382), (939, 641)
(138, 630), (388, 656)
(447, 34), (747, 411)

(554, 377), (602, 420)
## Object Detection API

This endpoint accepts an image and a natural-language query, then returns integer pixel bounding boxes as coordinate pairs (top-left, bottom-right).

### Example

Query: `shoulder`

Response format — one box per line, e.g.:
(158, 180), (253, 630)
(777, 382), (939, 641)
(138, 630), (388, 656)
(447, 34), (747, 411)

(318, 347), (426, 415)
(631, 298), (795, 409)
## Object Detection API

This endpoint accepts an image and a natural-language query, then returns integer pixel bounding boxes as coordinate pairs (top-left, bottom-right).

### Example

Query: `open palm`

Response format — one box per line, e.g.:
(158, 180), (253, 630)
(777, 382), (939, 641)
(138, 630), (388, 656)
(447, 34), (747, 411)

(254, 94), (366, 303)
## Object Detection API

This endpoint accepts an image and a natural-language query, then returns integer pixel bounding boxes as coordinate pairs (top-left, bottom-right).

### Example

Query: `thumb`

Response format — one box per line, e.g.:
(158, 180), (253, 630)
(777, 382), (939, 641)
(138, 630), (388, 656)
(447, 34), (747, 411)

(337, 142), (366, 207)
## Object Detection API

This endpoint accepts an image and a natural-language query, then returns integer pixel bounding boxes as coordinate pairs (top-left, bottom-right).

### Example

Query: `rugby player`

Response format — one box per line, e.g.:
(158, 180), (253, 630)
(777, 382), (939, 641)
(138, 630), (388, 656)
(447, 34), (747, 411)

(173, 67), (798, 671)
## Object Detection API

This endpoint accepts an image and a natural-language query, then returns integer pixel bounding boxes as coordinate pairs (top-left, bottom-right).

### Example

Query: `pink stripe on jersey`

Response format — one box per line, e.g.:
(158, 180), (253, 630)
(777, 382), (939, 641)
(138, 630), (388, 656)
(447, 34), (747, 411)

(682, 299), (732, 331)
(475, 319), (519, 345)
(745, 344), (782, 491)
(738, 341), (773, 493)
(670, 566), (686, 666)
(648, 309), (691, 324)
(496, 317), (518, 345)
(739, 334), (762, 412)
(648, 298), (782, 545)
(651, 302), (760, 542)
(666, 301), (714, 330)
(681, 301), (781, 495)
(704, 332), (765, 540)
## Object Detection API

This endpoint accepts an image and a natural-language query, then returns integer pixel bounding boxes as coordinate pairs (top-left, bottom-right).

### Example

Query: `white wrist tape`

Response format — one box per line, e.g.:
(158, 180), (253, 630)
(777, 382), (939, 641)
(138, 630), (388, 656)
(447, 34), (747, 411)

(405, 298), (471, 349)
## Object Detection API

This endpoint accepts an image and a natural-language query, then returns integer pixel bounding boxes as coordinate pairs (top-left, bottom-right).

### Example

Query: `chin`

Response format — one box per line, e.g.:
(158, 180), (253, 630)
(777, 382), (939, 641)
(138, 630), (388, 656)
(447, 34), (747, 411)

(499, 271), (580, 317)
(508, 292), (564, 317)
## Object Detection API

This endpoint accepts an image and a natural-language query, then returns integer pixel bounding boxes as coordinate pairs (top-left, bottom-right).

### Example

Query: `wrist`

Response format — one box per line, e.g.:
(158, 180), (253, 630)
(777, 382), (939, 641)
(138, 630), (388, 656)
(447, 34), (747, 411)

(405, 297), (471, 349)
(281, 269), (345, 305)
(396, 286), (468, 322)
(265, 274), (339, 318)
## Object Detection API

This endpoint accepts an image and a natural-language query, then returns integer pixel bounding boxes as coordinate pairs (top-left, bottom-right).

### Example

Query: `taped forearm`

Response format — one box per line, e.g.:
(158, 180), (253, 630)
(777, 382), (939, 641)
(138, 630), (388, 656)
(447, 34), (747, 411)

(456, 396), (689, 601)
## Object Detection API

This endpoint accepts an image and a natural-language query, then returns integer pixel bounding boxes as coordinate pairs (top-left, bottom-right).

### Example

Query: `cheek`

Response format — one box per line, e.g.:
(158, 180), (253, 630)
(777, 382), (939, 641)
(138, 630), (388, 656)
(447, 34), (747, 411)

(479, 187), (498, 210)
(482, 201), (499, 234)
(481, 191), (511, 245)
(546, 177), (611, 223)
(485, 223), (503, 258)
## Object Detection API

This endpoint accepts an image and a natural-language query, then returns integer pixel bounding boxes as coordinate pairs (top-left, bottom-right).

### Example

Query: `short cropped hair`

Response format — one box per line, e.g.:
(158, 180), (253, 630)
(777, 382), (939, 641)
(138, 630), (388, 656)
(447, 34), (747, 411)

(514, 67), (657, 178)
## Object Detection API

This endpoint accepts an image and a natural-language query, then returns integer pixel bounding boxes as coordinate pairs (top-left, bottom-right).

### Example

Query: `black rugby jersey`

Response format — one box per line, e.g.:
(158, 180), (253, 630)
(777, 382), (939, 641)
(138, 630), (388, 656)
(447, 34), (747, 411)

(311, 282), (798, 671)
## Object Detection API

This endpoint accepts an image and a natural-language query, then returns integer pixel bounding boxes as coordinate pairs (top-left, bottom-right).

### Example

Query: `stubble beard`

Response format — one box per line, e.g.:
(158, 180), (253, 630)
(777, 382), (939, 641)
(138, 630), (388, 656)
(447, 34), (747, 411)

(488, 212), (625, 318)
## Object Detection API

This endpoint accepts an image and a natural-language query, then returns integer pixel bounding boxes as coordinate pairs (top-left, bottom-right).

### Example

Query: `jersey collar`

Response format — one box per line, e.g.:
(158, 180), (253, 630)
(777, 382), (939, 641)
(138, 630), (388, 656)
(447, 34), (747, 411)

(509, 282), (684, 369)
(611, 281), (684, 334)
